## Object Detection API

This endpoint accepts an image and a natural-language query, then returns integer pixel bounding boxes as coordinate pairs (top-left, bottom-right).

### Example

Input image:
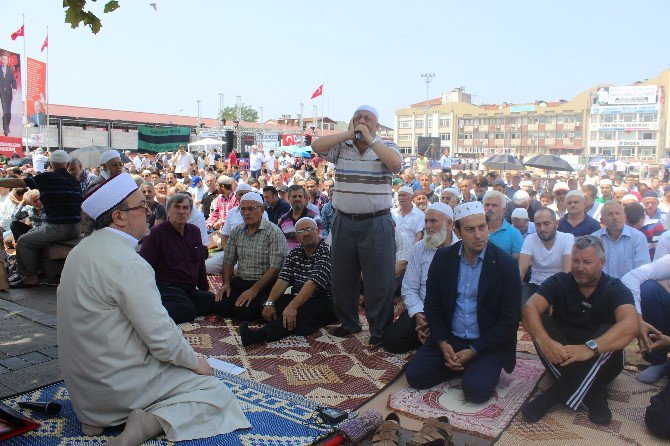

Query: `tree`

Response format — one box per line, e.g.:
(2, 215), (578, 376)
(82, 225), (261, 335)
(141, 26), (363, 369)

(63, 0), (121, 34)
(222, 104), (259, 123)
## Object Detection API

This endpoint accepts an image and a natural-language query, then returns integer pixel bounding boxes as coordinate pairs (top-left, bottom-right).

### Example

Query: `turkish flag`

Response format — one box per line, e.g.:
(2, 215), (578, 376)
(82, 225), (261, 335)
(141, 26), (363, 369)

(41, 35), (48, 52)
(282, 134), (296, 146)
(10, 25), (24, 41)
(310, 84), (323, 99)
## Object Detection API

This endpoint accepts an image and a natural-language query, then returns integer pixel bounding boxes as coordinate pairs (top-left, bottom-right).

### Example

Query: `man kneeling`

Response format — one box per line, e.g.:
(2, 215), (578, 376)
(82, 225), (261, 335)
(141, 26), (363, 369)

(240, 217), (337, 345)
(521, 235), (638, 425)
(58, 173), (249, 445)
(405, 202), (521, 403)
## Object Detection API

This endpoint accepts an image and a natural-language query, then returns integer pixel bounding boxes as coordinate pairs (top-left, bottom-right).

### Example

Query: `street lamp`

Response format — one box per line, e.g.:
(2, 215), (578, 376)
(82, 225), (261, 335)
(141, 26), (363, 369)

(420, 73), (435, 139)
(235, 95), (242, 153)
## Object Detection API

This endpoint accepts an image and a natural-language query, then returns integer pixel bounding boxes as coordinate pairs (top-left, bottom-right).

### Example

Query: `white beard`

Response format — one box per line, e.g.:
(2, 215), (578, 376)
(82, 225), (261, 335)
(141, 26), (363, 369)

(424, 225), (449, 249)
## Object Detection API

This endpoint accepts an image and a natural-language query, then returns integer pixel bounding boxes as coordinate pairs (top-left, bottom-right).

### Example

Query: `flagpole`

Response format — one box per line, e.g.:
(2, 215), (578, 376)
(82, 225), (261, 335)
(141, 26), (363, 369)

(22, 14), (27, 154)
(45, 26), (49, 151)
(320, 82), (324, 135)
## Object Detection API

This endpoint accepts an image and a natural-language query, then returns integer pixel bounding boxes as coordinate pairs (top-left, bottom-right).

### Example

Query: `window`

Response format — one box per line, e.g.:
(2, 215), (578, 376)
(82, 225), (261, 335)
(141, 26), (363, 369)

(439, 118), (451, 127)
(415, 120), (424, 128)
(427, 119), (433, 128)
(439, 133), (451, 141)
(602, 131), (615, 140)
(398, 134), (413, 141)
(620, 131), (635, 140)
(556, 115), (565, 124)
(622, 114), (635, 122)
(640, 147), (656, 156)
(601, 148), (614, 156)
(642, 132), (654, 140)
(399, 120), (412, 128)
(602, 115), (614, 123)
(620, 148), (634, 157)
(642, 114), (657, 122)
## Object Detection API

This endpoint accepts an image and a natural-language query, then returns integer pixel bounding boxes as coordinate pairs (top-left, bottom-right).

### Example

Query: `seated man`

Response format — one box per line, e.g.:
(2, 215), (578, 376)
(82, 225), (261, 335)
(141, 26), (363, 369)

(557, 190), (601, 236)
(239, 217), (336, 346)
(278, 185), (322, 251)
(383, 203), (457, 354)
(405, 201), (521, 403)
(59, 173), (249, 444)
(214, 192), (287, 321)
(521, 235), (638, 425)
(140, 193), (213, 324)
(8, 189), (47, 247)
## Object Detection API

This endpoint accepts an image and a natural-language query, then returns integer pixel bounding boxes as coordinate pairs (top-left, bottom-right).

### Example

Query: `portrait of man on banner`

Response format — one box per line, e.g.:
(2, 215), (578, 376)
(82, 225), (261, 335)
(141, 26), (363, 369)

(0, 48), (21, 139)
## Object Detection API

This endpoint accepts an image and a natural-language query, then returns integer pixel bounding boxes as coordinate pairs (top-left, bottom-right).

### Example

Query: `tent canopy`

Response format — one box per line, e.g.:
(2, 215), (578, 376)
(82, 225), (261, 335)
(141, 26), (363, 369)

(187, 138), (224, 149)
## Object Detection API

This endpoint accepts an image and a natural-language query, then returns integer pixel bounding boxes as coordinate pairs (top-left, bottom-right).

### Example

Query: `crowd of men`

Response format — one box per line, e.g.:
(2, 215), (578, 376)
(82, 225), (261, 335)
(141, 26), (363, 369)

(2, 103), (669, 442)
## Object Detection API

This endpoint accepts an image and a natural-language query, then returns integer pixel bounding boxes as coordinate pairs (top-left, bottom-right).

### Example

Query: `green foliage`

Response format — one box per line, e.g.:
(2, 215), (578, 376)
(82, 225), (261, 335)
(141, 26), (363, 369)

(222, 104), (259, 122)
(63, 0), (120, 34)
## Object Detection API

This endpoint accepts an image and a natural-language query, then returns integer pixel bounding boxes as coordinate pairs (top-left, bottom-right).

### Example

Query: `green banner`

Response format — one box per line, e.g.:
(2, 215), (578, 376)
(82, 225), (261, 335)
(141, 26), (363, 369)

(137, 125), (191, 152)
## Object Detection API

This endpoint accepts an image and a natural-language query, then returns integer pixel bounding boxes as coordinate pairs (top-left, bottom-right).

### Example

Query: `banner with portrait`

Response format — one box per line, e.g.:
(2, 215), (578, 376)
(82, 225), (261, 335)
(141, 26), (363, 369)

(26, 58), (46, 127)
(0, 47), (23, 157)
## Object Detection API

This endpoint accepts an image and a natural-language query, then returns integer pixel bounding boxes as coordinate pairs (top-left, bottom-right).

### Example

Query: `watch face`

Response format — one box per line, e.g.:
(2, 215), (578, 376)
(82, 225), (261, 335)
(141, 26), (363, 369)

(586, 340), (597, 350)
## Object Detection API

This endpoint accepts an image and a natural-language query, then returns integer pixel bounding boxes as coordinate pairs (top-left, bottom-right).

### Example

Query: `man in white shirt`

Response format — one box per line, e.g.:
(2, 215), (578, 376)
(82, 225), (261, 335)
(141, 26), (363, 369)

(249, 145), (265, 180)
(383, 203), (457, 353)
(519, 207), (574, 304)
(171, 145), (195, 179)
(31, 148), (48, 173)
(277, 150), (292, 171)
(392, 186), (424, 242)
(511, 207), (536, 239)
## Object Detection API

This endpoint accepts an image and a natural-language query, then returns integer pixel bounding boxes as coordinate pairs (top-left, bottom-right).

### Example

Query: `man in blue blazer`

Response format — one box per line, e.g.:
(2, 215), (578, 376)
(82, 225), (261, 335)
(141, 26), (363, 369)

(406, 201), (521, 403)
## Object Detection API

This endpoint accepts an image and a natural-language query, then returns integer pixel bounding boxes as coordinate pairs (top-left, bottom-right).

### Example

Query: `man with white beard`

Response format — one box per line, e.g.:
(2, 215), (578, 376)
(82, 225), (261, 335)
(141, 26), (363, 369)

(382, 202), (457, 353)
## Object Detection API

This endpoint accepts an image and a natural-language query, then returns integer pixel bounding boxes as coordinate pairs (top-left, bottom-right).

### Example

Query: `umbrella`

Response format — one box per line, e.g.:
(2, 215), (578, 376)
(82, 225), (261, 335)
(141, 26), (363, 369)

(482, 154), (525, 171)
(281, 145), (312, 158)
(523, 154), (574, 172)
(7, 157), (32, 167)
(69, 145), (131, 169)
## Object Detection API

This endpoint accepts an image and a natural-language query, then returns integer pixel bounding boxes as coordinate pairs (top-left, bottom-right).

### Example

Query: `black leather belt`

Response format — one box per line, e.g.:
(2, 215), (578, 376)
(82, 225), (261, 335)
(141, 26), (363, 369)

(337, 209), (390, 221)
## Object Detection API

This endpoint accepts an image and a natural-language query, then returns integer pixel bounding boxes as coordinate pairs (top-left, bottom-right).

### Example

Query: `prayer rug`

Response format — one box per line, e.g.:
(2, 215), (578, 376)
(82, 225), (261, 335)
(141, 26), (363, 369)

(192, 276), (412, 411)
(387, 358), (546, 440)
(517, 324), (537, 354)
(495, 370), (668, 446)
(0, 371), (334, 446)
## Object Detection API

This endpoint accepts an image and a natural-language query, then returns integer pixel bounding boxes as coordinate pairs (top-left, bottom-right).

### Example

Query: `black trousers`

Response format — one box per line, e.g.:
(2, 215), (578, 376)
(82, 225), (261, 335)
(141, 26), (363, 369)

(405, 333), (505, 404)
(212, 276), (275, 321)
(534, 314), (623, 410)
(262, 293), (337, 341)
(157, 282), (214, 324)
(382, 310), (422, 354)
(10, 220), (32, 241)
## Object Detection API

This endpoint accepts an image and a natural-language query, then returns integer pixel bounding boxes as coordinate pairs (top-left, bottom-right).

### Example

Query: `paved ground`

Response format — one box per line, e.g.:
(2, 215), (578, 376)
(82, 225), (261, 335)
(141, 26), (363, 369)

(0, 286), (60, 398)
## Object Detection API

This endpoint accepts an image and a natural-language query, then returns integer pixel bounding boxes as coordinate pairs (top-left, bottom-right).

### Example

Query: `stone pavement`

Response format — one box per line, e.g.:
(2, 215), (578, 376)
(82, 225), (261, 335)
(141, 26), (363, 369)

(0, 286), (60, 398)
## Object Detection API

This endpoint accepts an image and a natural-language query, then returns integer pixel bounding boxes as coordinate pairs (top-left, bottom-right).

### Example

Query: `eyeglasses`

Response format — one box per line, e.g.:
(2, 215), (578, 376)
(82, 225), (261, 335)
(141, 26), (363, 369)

(239, 205), (261, 212)
(574, 235), (604, 249)
(296, 226), (317, 235)
(121, 201), (149, 212)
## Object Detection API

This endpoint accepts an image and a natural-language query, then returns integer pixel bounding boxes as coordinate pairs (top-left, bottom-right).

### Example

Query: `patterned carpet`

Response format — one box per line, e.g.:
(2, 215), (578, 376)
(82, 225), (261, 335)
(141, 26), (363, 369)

(0, 372), (333, 446)
(495, 370), (668, 446)
(186, 276), (411, 411)
(517, 324), (537, 355)
(387, 358), (546, 440)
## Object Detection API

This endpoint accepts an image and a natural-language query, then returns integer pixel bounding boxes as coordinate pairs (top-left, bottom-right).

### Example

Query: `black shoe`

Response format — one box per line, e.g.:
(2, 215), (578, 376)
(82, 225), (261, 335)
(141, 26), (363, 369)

(521, 387), (559, 423)
(332, 326), (355, 338)
(239, 322), (267, 347)
(584, 391), (612, 425)
(369, 335), (382, 346)
(38, 278), (60, 286)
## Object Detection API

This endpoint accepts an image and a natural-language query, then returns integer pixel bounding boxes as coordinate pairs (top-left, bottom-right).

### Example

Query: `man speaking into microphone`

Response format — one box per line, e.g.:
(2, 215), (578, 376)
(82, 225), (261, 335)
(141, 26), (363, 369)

(312, 105), (402, 345)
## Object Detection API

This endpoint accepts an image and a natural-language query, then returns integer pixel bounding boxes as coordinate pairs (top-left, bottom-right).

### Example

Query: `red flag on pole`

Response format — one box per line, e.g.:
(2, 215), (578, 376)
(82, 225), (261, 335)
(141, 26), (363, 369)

(310, 84), (323, 99)
(10, 25), (24, 41)
(41, 35), (48, 52)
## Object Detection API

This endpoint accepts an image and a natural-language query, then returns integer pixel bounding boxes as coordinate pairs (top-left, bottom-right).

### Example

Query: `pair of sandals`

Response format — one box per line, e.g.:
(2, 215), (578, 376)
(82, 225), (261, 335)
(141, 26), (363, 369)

(371, 413), (453, 446)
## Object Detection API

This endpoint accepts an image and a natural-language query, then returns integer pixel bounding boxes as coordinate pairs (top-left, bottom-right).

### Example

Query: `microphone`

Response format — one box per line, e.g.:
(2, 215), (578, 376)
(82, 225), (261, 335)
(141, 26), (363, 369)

(17, 401), (62, 415)
(354, 131), (362, 141)
(323, 410), (383, 445)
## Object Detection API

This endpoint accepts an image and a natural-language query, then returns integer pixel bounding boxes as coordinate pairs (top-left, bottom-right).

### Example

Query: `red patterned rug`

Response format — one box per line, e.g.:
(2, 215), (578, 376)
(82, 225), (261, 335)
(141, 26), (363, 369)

(387, 358), (546, 440)
(179, 276), (411, 411)
(517, 324), (537, 355)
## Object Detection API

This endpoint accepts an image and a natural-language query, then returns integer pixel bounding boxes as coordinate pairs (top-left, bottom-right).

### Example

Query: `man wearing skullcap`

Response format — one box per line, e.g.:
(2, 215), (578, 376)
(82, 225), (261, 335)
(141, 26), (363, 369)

(0, 150), (82, 287)
(405, 201), (521, 403)
(393, 186), (425, 242)
(511, 207), (535, 239)
(439, 187), (460, 209)
(86, 150), (124, 195)
(383, 202), (458, 354)
(312, 105), (402, 345)
(557, 190), (601, 236)
(214, 192), (287, 321)
(58, 173), (249, 444)
(548, 182), (570, 219)
(596, 179), (615, 203)
(503, 189), (542, 223)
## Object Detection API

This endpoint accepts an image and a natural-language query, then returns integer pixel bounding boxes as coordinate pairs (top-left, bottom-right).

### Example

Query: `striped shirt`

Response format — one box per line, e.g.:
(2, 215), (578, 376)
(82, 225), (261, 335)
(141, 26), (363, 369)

(279, 239), (331, 300)
(24, 169), (82, 224)
(223, 218), (287, 281)
(324, 138), (401, 214)
(278, 207), (323, 251)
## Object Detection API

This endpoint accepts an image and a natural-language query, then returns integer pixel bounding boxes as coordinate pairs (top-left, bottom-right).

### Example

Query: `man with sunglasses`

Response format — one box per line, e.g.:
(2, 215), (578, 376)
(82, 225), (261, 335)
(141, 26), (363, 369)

(521, 235), (638, 425)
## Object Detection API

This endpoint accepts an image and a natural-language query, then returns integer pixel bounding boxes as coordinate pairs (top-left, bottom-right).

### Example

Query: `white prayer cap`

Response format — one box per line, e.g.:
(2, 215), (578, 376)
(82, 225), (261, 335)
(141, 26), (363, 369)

(427, 202), (454, 220)
(600, 179), (612, 186)
(454, 201), (485, 221)
(49, 150), (70, 163)
(100, 150), (121, 165)
(621, 194), (639, 204)
(614, 186), (629, 192)
(355, 105), (379, 120)
(511, 208), (529, 220)
(441, 187), (460, 197)
(82, 173), (138, 220)
(240, 192), (263, 204)
(235, 183), (252, 193)
(34, 148), (43, 154)
(519, 180), (534, 188)
(513, 190), (530, 204)
(296, 216), (317, 228)
(397, 186), (414, 195)
(566, 190), (584, 199)
(553, 182), (569, 192)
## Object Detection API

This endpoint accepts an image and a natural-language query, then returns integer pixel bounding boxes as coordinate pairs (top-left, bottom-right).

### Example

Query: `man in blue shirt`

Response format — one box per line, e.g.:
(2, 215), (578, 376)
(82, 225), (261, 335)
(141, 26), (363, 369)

(557, 190), (601, 236)
(405, 201), (521, 403)
(484, 190), (523, 258)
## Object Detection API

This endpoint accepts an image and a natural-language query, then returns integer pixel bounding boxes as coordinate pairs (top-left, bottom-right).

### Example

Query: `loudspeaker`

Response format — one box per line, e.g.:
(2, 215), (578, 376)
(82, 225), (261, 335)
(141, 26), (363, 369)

(225, 130), (234, 153)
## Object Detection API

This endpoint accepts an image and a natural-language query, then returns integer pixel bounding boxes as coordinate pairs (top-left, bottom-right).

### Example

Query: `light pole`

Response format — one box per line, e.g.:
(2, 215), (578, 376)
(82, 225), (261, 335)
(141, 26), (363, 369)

(196, 100), (202, 128)
(420, 73), (435, 140)
(218, 93), (224, 129)
(235, 95), (242, 153)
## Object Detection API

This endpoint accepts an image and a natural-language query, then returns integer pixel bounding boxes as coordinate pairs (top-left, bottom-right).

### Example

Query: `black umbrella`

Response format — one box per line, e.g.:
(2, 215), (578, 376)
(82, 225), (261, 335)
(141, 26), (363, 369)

(7, 157), (32, 167)
(523, 154), (574, 172)
(482, 154), (525, 171)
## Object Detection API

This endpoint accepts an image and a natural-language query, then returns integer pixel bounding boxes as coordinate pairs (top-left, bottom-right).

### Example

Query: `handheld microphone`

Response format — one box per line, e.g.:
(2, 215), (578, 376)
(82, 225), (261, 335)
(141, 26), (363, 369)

(17, 401), (62, 415)
(354, 131), (362, 140)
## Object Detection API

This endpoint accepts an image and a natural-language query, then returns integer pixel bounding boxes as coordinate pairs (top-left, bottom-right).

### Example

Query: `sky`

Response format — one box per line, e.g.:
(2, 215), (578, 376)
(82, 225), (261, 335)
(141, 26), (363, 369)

(2, 0), (670, 127)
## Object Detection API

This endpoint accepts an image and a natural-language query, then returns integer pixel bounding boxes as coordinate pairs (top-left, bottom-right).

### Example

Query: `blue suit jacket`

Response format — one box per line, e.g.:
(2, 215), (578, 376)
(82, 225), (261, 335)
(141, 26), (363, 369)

(424, 241), (521, 373)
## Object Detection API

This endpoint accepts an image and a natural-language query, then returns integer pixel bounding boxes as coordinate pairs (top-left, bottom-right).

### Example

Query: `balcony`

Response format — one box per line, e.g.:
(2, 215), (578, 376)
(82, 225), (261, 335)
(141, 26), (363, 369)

(478, 125), (490, 132)
(545, 123), (556, 131)
(464, 125), (474, 132)
(528, 124), (538, 131)
(463, 140), (473, 146)
(563, 122), (576, 131)
(545, 138), (556, 146)
(510, 139), (521, 147)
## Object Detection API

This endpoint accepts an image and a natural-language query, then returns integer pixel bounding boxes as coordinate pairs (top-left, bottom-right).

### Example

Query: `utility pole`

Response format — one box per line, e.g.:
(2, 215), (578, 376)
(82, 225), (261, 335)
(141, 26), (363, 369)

(420, 73), (435, 139)
(235, 95), (242, 153)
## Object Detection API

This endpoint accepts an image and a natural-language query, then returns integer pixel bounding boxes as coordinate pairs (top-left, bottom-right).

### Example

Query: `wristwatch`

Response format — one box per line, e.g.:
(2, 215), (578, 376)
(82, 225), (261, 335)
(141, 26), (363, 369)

(263, 301), (274, 307)
(585, 339), (600, 356)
